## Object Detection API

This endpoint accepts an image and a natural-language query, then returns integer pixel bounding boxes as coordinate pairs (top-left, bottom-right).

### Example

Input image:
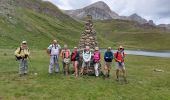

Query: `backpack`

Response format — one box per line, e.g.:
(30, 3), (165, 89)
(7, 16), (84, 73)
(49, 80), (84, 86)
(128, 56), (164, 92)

(15, 47), (22, 60)
(47, 44), (58, 54)
(115, 51), (125, 62)
(71, 51), (77, 61)
(93, 51), (100, 62)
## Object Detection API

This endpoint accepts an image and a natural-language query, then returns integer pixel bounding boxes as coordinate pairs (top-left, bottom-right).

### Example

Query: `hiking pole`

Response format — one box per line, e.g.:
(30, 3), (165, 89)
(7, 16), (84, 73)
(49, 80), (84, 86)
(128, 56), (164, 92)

(28, 56), (38, 76)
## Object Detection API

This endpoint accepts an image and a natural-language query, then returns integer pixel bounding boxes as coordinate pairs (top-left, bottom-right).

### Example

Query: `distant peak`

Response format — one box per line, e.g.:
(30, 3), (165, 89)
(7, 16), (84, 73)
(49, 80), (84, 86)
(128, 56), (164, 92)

(130, 13), (139, 17)
(86, 1), (110, 9)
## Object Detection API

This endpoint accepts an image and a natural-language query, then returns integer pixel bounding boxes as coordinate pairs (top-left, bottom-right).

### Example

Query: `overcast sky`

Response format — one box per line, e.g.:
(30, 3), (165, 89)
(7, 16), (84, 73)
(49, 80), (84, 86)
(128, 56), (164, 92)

(45, 0), (170, 25)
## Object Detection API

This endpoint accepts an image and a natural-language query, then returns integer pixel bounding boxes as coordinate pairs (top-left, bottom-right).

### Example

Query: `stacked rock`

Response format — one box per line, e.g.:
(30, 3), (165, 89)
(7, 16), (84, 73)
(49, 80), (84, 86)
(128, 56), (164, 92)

(78, 15), (98, 50)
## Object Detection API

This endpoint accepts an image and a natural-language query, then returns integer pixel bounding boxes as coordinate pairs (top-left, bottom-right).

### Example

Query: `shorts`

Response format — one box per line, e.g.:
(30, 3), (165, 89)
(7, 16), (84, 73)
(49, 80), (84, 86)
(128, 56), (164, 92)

(105, 62), (112, 70)
(82, 61), (90, 68)
(63, 58), (70, 64)
(116, 62), (125, 70)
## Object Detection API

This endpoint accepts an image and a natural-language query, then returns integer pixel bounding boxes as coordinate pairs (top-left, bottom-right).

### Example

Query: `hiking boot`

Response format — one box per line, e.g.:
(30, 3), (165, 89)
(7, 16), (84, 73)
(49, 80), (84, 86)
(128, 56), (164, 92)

(124, 79), (128, 84)
(24, 73), (27, 75)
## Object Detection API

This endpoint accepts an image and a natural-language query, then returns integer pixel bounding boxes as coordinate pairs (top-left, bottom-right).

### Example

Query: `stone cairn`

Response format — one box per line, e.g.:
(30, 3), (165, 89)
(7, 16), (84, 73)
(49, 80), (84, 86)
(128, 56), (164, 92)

(78, 15), (98, 52)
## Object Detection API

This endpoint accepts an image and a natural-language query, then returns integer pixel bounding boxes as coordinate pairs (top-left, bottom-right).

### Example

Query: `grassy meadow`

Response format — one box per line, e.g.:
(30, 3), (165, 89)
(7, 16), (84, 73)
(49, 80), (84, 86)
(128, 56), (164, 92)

(0, 49), (170, 100)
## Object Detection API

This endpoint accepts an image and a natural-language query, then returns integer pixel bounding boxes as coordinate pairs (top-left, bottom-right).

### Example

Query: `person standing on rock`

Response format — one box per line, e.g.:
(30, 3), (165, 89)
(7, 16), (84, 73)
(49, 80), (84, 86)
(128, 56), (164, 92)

(114, 46), (127, 83)
(103, 47), (114, 79)
(93, 47), (101, 77)
(47, 40), (61, 74)
(80, 46), (92, 75)
(71, 47), (80, 77)
(15, 41), (30, 77)
(60, 44), (71, 76)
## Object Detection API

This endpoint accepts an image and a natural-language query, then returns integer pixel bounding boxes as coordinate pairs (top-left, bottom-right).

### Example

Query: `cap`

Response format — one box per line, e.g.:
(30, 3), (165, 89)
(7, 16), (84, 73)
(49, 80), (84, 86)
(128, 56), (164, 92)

(95, 47), (99, 50)
(22, 41), (27, 44)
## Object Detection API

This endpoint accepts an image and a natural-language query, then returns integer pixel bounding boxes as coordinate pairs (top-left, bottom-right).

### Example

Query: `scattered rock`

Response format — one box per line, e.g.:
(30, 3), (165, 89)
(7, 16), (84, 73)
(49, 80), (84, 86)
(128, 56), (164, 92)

(154, 69), (164, 72)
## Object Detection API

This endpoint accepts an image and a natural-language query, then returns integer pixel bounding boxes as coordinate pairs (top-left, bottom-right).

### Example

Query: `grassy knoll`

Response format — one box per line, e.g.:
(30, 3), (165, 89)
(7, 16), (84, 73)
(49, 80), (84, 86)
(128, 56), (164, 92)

(0, 49), (170, 100)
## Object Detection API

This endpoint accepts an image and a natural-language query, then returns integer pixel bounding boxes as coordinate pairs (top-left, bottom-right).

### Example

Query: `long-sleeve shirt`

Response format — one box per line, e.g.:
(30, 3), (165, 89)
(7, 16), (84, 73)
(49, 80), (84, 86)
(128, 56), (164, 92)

(15, 47), (30, 59)
(104, 51), (113, 62)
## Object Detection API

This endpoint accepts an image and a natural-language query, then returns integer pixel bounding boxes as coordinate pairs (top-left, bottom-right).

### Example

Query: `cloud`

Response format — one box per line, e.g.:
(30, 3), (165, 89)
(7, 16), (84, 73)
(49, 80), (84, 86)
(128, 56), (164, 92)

(45, 0), (170, 24)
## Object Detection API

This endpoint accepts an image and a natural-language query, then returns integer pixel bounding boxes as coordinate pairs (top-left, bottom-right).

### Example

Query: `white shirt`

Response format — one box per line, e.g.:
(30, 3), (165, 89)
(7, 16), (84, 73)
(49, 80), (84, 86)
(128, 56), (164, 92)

(83, 50), (92, 62)
(47, 44), (61, 56)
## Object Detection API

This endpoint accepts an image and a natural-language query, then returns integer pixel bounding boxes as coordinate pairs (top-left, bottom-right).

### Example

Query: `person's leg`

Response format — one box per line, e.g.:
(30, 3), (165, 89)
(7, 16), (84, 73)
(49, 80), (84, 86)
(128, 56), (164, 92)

(116, 69), (119, 81)
(115, 62), (120, 81)
(24, 59), (28, 75)
(74, 61), (78, 77)
(121, 63), (127, 82)
(107, 63), (111, 78)
(80, 62), (85, 75)
(55, 56), (60, 73)
(103, 62), (108, 79)
(94, 63), (99, 77)
(65, 64), (68, 75)
(49, 56), (54, 74)
(19, 59), (24, 76)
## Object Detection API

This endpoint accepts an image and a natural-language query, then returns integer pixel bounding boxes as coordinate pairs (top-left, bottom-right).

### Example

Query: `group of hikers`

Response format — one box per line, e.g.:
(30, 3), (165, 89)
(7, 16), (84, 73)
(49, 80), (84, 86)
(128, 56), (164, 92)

(15, 40), (127, 82)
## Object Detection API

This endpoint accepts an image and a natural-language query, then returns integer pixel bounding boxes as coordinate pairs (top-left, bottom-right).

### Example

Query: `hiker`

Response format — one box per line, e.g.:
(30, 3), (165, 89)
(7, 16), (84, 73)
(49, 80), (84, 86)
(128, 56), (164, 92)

(47, 40), (61, 74)
(104, 47), (114, 78)
(80, 46), (92, 75)
(71, 47), (80, 77)
(93, 47), (101, 77)
(114, 46), (127, 82)
(60, 44), (71, 75)
(15, 41), (30, 76)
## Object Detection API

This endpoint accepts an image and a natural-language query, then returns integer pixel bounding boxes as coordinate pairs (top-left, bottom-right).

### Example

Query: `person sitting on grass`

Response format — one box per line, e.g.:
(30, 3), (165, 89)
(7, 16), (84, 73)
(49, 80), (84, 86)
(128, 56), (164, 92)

(15, 41), (30, 77)
(47, 40), (61, 74)
(71, 47), (80, 77)
(114, 46), (127, 83)
(93, 47), (101, 77)
(104, 47), (113, 79)
(80, 46), (92, 75)
(60, 44), (71, 76)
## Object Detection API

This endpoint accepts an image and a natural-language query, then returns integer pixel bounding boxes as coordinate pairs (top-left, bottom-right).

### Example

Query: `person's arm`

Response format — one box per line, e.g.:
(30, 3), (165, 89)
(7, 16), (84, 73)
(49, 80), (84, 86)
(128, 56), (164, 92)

(58, 45), (62, 55)
(87, 52), (92, 62)
(82, 51), (85, 61)
(47, 45), (52, 55)
(111, 52), (114, 60)
(69, 49), (71, 58)
(99, 52), (101, 61)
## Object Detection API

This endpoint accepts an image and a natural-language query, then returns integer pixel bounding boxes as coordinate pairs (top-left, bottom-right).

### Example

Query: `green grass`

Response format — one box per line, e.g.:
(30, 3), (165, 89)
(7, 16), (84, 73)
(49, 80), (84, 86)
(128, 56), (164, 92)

(95, 20), (170, 50)
(0, 49), (170, 100)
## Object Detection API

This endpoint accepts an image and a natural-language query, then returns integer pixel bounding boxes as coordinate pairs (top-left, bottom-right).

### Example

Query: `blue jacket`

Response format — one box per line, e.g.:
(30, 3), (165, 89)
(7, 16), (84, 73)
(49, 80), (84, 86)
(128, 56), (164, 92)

(104, 51), (114, 62)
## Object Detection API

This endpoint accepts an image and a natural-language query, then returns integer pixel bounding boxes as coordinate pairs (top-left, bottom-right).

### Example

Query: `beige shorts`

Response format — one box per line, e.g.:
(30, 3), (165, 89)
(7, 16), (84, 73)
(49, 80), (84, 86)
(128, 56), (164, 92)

(105, 62), (112, 69)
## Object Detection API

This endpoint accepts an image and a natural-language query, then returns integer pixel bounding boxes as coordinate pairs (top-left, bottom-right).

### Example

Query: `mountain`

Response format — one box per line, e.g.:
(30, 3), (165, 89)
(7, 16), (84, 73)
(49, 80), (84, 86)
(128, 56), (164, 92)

(0, 0), (169, 50)
(64, 1), (159, 25)
(0, 0), (83, 49)
(158, 24), (170, 30)
(126, 13), (148, 24)
(64, 1), (120, 20)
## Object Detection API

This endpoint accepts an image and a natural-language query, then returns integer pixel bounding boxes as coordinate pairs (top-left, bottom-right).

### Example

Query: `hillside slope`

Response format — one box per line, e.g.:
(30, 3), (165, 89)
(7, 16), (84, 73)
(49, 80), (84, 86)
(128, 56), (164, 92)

(0, 0), (83, 49)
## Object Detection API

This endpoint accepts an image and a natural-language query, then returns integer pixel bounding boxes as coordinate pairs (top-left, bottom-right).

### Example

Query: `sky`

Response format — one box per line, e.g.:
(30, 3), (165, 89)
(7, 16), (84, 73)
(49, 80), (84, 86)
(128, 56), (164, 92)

(45, 0), (170, 25)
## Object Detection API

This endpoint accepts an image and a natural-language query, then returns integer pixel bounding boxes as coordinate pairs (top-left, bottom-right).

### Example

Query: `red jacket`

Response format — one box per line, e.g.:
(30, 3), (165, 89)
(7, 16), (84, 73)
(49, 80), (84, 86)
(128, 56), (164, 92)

(114, 51), (125, 62)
